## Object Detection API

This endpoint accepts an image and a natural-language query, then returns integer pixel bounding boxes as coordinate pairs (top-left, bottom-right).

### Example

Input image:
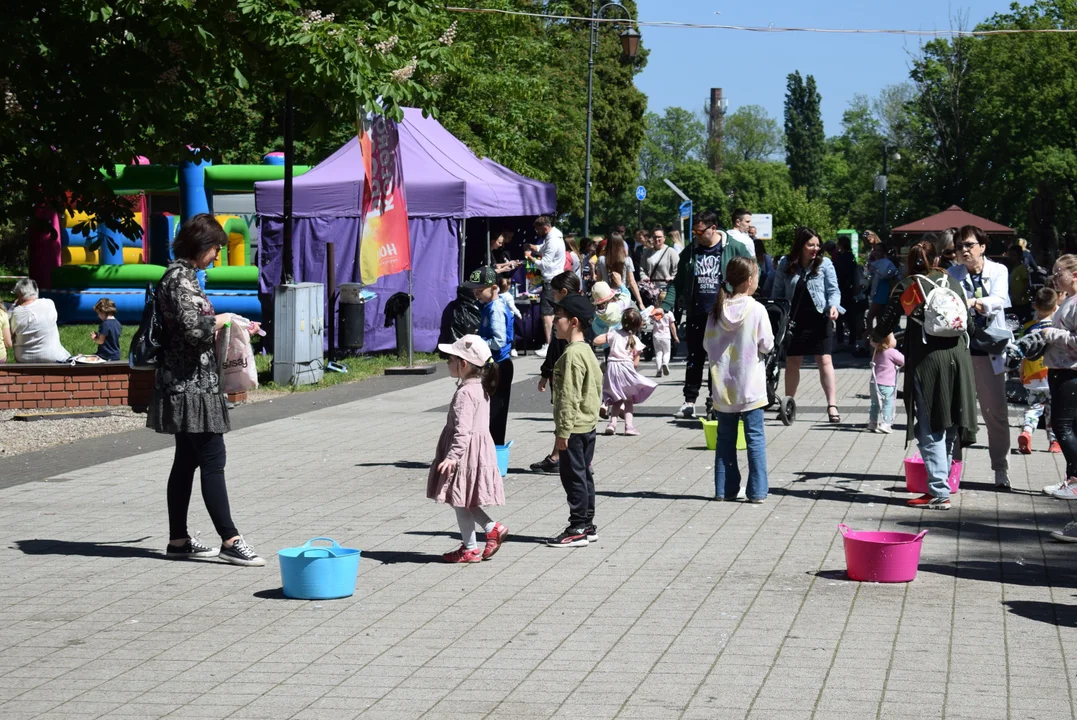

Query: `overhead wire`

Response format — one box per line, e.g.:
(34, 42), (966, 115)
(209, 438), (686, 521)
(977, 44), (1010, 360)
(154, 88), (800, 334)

(444, 6), (1077, 37)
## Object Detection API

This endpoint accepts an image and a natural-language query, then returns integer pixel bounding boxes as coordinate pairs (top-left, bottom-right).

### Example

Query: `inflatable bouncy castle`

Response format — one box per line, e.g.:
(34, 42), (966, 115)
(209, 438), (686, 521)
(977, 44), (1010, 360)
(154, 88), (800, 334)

(29, 152), (310, 324)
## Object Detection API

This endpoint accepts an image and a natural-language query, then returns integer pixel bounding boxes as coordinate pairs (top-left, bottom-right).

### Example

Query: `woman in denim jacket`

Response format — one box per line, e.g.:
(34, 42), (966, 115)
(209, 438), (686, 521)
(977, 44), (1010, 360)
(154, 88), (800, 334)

(772, 227), (844, 422)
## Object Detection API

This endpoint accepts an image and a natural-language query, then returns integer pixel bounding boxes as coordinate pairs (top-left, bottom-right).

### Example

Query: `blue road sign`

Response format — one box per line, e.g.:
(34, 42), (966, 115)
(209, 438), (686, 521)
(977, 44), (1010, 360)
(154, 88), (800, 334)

(635, 186), (647, 201)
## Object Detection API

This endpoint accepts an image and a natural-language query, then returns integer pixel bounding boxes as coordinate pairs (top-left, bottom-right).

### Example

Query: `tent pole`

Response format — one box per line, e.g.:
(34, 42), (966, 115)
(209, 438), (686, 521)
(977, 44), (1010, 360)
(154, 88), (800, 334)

(407, 268), (414, 368)
(486, 219), (491, 267)
(459, 220), (467, 281)
(282, 87), (294, 284)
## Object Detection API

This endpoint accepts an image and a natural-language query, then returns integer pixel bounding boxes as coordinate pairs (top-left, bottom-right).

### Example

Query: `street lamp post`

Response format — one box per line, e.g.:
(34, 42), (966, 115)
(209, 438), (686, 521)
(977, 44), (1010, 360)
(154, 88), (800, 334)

(879, 144), (901, 241)
(584, 1), (640, 236)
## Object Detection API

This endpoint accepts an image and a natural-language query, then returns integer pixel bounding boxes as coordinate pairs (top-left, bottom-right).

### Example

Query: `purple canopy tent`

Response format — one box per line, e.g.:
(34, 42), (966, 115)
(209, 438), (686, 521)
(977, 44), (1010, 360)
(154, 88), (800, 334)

(256, 108), (556, 353)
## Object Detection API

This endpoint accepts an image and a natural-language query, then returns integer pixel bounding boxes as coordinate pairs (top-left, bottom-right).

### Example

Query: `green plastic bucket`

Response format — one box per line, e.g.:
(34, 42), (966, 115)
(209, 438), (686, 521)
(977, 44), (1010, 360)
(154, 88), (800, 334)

(700, 418), (746, 451)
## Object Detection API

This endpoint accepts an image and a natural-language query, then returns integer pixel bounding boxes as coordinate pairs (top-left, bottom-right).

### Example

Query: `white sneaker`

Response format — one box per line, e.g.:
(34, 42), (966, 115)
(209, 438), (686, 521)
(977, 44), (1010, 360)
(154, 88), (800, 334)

(510, 348), (518, 358)
(995, 470), (1011, 491)
(736, 487), (747, 500)
(1052, 480), (1077, 501)
(675, 402), (695, 419)
(1051, 521), (1077, 542)
(535, 344), (549, 358)
(1043, 478), (1071, 496)
(878, 423), (892, 434)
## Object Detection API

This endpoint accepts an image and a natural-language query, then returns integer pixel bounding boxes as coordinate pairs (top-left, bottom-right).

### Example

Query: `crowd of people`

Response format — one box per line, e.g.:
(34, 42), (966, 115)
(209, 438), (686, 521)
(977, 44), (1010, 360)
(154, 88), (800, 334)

(430, 210), (1077, 560)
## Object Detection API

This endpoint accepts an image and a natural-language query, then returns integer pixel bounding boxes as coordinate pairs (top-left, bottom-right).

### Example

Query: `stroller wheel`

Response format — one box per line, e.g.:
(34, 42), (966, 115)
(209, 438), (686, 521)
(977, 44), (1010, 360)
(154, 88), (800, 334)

(780, 396), (796, 426)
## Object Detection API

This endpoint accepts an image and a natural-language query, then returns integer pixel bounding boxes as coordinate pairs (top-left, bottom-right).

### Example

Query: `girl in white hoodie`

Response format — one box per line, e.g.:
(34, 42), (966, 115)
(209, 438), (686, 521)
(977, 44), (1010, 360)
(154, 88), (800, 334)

(705, 256), (775, 502)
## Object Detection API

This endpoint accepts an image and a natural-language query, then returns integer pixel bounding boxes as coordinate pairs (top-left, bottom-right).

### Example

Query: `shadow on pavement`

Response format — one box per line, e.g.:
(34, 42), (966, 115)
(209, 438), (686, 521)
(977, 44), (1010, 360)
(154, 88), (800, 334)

(354, 550), (442, 565)
(597, 490), (713, 502)
(14, 537), (159, 559)
(918, 560), (1077, 588)
(792, 471), (898, 483)
(812, 569), (853, 581)
(253, 588), (291, 600)
(404, 530), (549, 545)
(354, 461), (429, 470)
(1004, 599), (1077, 628)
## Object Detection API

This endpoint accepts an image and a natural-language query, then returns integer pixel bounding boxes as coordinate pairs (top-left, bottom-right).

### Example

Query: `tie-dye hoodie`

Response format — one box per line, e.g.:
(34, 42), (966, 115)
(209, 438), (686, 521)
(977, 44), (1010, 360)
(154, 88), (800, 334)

(704, 295), (775, 413)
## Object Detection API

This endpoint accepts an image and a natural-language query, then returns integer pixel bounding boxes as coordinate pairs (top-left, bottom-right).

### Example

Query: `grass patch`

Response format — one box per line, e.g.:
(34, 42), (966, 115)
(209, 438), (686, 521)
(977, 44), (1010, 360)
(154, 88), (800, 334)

(7, 323), (440, 392)
(254, 350), (441, 391)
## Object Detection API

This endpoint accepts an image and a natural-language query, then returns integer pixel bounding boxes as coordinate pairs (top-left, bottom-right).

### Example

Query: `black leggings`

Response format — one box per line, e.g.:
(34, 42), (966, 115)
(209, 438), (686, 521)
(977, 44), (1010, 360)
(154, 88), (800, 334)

(490, 357), (514, 446)
(1049, 369), (1077, 478)
(167, 432), (239, 541)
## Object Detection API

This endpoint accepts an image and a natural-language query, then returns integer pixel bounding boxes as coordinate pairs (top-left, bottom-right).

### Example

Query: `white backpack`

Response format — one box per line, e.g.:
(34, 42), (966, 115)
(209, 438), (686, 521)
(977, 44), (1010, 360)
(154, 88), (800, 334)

(914, 274), (967, 339)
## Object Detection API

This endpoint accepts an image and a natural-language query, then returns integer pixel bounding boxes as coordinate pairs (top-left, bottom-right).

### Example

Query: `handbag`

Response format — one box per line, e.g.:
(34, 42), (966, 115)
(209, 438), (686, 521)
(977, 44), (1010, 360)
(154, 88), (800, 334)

(969, 324), (1013, 355)
(217, 316), (259, 394)
(129, 283), (164, 369)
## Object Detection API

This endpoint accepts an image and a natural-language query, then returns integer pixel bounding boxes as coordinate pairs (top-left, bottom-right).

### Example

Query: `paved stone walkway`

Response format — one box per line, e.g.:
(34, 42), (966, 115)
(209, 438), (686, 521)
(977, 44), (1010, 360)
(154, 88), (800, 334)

(1, 354), (1075, 719)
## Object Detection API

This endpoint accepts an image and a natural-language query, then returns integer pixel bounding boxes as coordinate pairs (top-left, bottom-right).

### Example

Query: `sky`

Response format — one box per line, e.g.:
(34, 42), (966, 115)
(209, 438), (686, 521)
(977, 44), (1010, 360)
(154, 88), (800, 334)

(634, 0), (1017, 136)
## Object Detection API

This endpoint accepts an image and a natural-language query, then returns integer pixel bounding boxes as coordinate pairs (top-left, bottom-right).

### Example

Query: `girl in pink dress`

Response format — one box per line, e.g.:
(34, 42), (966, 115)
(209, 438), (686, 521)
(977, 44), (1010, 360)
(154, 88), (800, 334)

(427, 335), (508, 563)
(598, 308), (657, 436)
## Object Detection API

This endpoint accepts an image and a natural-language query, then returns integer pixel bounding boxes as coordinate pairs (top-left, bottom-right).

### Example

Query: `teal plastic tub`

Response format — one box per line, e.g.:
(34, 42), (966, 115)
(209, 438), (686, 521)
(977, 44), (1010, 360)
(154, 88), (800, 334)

(278, 537), (361, 600)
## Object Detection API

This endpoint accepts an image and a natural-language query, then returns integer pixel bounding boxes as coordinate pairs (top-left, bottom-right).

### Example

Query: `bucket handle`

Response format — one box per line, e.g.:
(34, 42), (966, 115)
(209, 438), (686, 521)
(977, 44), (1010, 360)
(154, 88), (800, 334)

(912, 529), (929, 542)
(303, 537), (342, 548)
(838, 523), (850, 536)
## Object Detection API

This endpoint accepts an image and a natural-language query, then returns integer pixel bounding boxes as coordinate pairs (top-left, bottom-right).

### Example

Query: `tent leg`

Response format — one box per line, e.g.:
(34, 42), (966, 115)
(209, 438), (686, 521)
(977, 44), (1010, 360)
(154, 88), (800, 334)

(486, 218), (491, 267)
(459, 219), (467, 282)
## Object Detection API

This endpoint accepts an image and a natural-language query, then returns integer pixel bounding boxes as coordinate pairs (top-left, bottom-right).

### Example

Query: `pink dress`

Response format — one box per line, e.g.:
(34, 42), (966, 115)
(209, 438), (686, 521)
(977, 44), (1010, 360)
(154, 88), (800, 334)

(602, 328), (657, 404)
(427, 378), (505, 508)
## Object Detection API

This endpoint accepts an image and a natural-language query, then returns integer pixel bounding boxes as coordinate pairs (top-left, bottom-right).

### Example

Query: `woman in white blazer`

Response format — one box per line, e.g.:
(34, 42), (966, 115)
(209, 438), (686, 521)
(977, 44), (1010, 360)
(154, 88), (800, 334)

(947, 225), (1012, 489)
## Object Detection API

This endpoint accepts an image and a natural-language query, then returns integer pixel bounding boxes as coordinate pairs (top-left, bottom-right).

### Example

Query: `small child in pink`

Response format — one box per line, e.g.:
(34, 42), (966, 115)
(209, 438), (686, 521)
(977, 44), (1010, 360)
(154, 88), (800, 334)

(649, 308), (679, 378)
(598, 308), (657, 436)
(869, 333), (905, 434)
(428, 335), (508, 563)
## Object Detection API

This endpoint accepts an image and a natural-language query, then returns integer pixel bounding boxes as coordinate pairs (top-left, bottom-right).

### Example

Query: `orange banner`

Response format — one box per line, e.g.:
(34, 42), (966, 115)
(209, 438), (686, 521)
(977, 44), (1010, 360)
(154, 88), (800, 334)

(359, 116), (411, 284)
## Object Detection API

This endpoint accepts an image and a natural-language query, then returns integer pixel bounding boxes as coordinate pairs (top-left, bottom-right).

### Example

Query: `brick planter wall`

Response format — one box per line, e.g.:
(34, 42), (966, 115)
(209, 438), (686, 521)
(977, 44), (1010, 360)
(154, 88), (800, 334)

(0, 364), (248, 411)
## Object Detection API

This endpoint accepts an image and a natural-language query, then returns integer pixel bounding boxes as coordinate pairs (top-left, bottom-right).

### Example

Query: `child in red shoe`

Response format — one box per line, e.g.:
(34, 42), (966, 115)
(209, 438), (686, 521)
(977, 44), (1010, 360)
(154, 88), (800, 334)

(427, 335), (508, 562)
(1018, 288), (1059, 456)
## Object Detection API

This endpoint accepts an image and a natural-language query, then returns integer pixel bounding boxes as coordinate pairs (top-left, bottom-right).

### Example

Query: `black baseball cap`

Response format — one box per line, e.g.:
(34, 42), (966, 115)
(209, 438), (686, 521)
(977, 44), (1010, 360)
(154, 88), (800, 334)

(553, 294), (594, 324)
(462, 266), (499, 288)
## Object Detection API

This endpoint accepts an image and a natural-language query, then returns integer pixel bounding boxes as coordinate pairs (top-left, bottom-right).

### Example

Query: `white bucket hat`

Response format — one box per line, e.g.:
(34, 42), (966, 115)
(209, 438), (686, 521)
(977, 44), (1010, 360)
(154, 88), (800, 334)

(591, 281), (616, 305)
(437, 334), (492, 367)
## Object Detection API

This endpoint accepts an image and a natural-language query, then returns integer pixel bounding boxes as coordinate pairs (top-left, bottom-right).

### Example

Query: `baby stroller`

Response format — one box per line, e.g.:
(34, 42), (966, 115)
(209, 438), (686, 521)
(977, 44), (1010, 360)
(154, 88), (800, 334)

(704, 298), (796, 426)
(765, 299), (796, 425)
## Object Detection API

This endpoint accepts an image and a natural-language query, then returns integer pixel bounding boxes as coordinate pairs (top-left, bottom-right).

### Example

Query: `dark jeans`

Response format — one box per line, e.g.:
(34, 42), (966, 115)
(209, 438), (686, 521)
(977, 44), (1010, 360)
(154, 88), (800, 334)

(559, 430), (596, 528)
(490, 357), (514, 445)
(167, 432), (239, 541)
(714, 408), (768, 501)
(683, 311), (709, 404)
(1050, 369), (1077, 478)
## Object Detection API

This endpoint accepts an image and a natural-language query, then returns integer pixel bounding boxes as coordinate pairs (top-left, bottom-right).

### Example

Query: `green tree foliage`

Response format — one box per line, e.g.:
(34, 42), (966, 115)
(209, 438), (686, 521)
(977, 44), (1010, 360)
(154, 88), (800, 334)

(1, 0), (455, 235)
(723, 105), (784, 164)
(784, 71), (825, 200)
(638, 108), (707, 182)
(724, 160), (833, 254)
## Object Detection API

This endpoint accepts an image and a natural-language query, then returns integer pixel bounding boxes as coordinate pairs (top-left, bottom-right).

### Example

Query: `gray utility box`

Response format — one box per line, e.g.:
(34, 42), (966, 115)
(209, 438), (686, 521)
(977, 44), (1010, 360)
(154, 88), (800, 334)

(273, 283), (325, 386)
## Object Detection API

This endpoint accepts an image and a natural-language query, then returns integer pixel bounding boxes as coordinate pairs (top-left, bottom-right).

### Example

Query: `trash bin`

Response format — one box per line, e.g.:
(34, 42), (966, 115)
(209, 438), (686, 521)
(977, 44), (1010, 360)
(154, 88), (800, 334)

(384, 292), (412, 358)
(338, 283), (367, 349)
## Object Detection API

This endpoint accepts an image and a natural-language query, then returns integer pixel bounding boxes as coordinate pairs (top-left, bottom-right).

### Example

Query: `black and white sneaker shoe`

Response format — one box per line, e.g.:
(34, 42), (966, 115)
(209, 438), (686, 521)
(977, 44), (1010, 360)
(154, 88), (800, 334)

(548, 527), (589, 548)
(584, 524), (599, 543)
(219, 536), (266, 567)
(165, 534), (219, 560)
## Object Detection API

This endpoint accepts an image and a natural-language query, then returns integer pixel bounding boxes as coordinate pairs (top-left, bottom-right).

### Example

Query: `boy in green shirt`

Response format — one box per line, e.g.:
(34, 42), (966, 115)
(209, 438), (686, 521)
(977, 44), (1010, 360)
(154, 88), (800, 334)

(549, 294), (603, 548)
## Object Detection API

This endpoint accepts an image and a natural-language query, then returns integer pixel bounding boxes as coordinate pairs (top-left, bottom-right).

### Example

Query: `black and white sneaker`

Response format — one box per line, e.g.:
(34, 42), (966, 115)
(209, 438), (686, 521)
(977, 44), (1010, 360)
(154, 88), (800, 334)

(585, 524), (599, 543)
(548, 527), (589, 548)
(165, 535), (219, 560)
(219, 536), (266, 567)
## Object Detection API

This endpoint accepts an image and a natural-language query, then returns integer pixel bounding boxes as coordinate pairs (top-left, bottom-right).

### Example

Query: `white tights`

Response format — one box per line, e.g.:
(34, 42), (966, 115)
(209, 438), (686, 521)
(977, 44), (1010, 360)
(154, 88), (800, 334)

(653, 337), (671, 373)
(455, 507), (495, 549)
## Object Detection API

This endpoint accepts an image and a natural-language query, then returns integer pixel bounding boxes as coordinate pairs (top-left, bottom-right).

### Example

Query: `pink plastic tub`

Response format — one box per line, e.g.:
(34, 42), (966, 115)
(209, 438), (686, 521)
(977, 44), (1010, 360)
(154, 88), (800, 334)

(839, 523), (928, 583)
(904, 455), (962, 495)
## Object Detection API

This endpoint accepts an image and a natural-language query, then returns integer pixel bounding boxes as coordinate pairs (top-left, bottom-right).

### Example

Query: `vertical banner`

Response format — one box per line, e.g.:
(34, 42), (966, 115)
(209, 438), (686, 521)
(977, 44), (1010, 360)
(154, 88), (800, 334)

(359, 115), (411, 284)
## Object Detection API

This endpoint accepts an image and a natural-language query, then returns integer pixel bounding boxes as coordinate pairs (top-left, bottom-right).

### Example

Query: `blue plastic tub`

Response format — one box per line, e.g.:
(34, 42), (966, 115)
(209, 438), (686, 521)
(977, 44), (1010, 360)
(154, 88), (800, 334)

(277, 537), (361, 600)
(495, 441), (513, 477)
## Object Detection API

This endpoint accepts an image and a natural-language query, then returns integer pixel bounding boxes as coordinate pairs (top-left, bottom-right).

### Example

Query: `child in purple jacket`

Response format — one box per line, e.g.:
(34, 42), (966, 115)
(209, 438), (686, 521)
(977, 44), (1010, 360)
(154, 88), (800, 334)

(869, 333), (905, 433)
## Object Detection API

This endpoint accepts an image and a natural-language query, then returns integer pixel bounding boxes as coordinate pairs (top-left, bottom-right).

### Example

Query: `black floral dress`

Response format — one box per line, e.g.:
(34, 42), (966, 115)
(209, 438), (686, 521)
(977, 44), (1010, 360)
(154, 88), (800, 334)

(147, 259), (230, 434)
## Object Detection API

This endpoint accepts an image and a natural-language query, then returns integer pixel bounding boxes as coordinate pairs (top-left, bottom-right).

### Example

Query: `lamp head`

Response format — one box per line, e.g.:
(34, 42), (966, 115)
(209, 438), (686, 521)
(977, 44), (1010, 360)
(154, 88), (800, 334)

(619, 26), (641, 59)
